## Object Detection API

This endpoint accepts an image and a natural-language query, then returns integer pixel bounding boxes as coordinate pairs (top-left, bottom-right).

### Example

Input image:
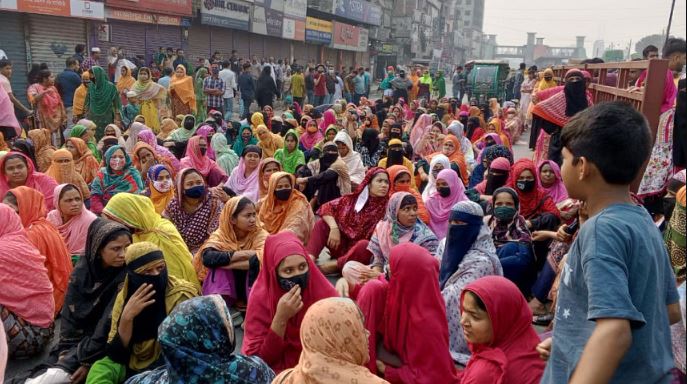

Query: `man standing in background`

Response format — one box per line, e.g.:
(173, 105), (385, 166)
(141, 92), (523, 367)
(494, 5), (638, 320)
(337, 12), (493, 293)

(513, 62), (526, 101)
(291, 66), (305, 107)
(219, 60), (237, 121)
(56, 57), (82, 136)
(238, 63), (255, 119)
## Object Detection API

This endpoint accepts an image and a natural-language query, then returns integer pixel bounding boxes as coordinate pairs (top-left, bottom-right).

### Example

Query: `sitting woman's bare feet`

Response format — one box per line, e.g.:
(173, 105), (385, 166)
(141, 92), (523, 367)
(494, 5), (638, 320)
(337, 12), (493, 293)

(318, 260), (339, 275)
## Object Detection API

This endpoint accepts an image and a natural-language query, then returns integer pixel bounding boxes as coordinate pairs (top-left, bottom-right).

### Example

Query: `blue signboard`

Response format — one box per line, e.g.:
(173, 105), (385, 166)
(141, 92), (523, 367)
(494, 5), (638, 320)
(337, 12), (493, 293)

(332, 0), (381, 26)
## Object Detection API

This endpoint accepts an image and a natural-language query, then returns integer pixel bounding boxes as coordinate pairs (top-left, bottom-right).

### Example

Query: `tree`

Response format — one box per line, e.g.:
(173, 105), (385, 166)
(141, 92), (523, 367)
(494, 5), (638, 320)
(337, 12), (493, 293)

(634, 34), (669, 56)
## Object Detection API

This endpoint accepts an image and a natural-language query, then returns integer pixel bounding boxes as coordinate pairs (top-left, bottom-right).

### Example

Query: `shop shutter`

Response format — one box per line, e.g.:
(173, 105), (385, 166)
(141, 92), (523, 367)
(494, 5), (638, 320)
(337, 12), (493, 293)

(263, 35), (288, 62)
(324, 47), (337, 66)
(233, 31), (250, 61)
(0, 12), (29, 105)
(293, 41), (307, 66)
(186, 24), (211, 66)
(28, 14), (87, 73)
(211, 28), (233, 57)
(145, 25), (182, 65)
(107, 21), (147, 61)
(249, 34), (264, 60)
(307, 44), (319, 64)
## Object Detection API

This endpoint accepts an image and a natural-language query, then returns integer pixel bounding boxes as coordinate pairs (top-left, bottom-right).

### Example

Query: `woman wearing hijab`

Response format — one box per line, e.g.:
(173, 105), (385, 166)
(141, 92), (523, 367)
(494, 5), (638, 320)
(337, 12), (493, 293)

(142, 164), (175, 214)
(170, 65), (196, 117)
(486, 187), (535, 294)
(367, 192), (438, 270)
(306, 168), (390, 274)
(476, 118), (510, 149)
(419, 153), (450, 201)
(0, 151), (58, 209)
(27, 69), (67, 147)
(274, 297), (389, 384)
(66, 138), (100, 185)
(117, 66), (136, 105)
(434, 201), (502, 365)
(90, 145), (144, 214)
(408, 113), (432, 156)
(430, 134), (469, 185)
(300, 142), (351, 207)
(24, 220), (131, 383)
(255, 124), (284, 159)
(387, 165), (429, 223)
(299, 117), (323, 155)
(233, 124), (258, 159)
(357, 127), (387, 168)
(538, 159), (568, 204)
(85, 242), (198, 383)
(125, 296), (275, 384)
(257, 172), (314, 244)
(86, 67), (122, 140)
(179, 135), (226, 187)
(10, 139), (37, 166)
(446, 120), (475, 169)
(131, 67), (165, 132)
(194, 68), (208, 122)
(426, 169), (468, 239)
(255, 66), (277, 109)
(507, 159), (560, 231)
(157, 118), (177, 141)
(378, 139), (414, 176)
(473, 157), (511, 198)
(415, 121), (446, 159)
(195, 124), (217, 160)
(225, 145), (262, 202)
(257, 158), (282, 199)
(27, 128), (56, 172)
(137, 128), (180, 171)
(274, 129), (305, 174)
(211, 132), (239, 175)
(318, 108), (337, 132)
(45, 149), (91, 200)
(71, 122), (102, 162)
(459, 276), (545, 383)
(0, 204), (55, 359)
(3, 186), (72, 314)
(99, 124), (127, 150)
(102, 193), (200, 287)
(242, 231), (338, 373)
(164, 168), (224, 255)
(467, 145), (513, 189)
(356, 243), (460, 383)
(193, 196), (267, 303)
(334, 130), (366, 187)
(46, 183), (97, 261)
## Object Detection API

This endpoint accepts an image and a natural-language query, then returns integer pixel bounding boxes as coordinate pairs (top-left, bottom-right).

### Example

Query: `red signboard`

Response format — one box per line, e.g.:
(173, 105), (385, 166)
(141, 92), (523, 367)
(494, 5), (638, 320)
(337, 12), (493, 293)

(331, 21), (359, 51)
(106, 0), (191, 16)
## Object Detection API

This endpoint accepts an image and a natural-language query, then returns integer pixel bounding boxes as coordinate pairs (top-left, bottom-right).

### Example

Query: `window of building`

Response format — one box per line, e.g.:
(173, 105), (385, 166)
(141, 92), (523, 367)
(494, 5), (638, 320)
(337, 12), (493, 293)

(465, 10), (471, 16)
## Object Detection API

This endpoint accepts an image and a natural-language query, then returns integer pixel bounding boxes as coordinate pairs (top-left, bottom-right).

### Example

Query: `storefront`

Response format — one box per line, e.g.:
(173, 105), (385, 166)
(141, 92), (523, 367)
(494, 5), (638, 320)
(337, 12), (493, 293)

(0, 12), (29, 104)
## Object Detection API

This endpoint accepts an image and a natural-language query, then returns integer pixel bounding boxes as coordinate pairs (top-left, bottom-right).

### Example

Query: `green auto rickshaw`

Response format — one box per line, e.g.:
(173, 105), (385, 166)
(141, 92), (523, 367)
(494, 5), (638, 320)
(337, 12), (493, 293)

(465, 60), (510, 106)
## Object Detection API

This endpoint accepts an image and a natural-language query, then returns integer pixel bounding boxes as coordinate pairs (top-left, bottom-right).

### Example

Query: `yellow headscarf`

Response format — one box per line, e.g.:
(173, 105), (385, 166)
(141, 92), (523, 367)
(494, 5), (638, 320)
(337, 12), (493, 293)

(256, 124), (284, 159)
(536, 68), (558, 91)
(251, 112), (265, 134)
(102, 193), (200, 287)
(108, 241), (198, 371)
(169, 65), (196, 112)
(116, 66), (136, 94)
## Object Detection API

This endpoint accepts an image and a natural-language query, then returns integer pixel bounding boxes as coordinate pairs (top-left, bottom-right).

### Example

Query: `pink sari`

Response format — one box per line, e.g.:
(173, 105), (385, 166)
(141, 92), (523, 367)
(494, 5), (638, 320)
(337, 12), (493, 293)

(46, 183), (97, 256)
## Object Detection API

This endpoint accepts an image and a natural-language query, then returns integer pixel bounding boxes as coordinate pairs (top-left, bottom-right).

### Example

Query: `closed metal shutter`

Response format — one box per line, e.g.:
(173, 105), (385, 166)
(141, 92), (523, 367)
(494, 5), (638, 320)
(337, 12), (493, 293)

(145, 25), (182, 65)
(307, 44), (319, 64)
(28, 14), (87, 73)
(211, 28), (233, 57)
(342, 51), (354, 69)
(293, 41), (307, 65)
(263, 35), (287, 61)
(233, 31), (250, 60)
(107, 21), (147, 61)
(249, 35), (264, 60)
(324, 47), (337, 66)
(187, 25), (211, 66)
(0, 12), (29, 105)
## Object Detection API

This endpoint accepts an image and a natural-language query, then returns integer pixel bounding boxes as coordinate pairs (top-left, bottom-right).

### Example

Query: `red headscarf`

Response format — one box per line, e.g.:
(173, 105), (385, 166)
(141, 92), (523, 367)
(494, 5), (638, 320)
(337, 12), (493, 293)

(318, 167), (390, 241)
(179, 136), (226, 179)
(0, 152), (58, 210)
(241, 231), (337, 373)
(506, 159), (560, 220)
(318, 109), (337, 132)
(460, 276), (545, 384)
(383, 243), (460, 383)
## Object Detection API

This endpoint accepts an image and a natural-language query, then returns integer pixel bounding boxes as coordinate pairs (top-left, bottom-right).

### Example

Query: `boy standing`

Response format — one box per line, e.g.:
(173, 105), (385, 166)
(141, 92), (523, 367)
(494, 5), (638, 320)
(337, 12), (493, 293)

(539, 101), (681, 383)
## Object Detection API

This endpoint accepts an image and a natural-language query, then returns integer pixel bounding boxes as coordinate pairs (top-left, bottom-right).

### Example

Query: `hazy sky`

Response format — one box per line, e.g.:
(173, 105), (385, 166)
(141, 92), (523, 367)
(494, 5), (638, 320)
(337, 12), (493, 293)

(482, 0), (686, 54)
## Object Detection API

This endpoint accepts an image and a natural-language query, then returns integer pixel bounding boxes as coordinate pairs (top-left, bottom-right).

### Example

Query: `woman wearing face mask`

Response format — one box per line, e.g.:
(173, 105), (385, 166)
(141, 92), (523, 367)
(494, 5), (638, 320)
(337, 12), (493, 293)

(256, 172), (314, 245)
(429, 134), (469, 186)
(132, 142), (175, 185)
(354, 243), (460, 382)
(102, 193), (200, 288)
(85, 242), (198, 383)
(242, 231), (338, 373)
(274, 297), (389, 384)
(433, 201), (502, 365)
(476, 118), (510, 150)
(507, 159), (560, 231)
(419, 153), (450, 201)
(27, 128), (56, 173)
(167, 114), (197, 159)
(356, 127), (387, 168)
(179, 135), (227, 188)
(473, 157), (511, 199)
(232, 124), (258, 158)
(486, 187), (536, 295)
(458, 276), (545, 383)
(306, 168), (390, 274)
(89, 145), (144, 214)
(46, 183), (97, 261)
(426, 169), (468, 240)
(211, 132), (240, 176)
(225, 145), (262, 202)
(137, 128), (180, 171)
(193, 196), (267, 304)
(255, 124), (284, 159)
(387, 165), (429, 223)
(164, 168), (224, 255)
(467, 144), (513, 189)
(131, 67), (165, 132)
(66, 137), (100, 184)
(274, 129), (305, 174)
(379, 139), (414, 177)
(298, 117), (323, 158)
(143, 164), (175, 214)
(22, 219), (131, 383)
(45, 149), (91, 200)
(3, 186), (72, 315)
(257, 158), (282, 199)
(0, 204), (55, 360)
(300, 142), (351, 208)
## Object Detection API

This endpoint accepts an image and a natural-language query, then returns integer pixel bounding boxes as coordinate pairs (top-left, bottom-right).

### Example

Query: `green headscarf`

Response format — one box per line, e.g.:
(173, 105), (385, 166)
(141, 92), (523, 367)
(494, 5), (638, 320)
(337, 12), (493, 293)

(169, 114), (197, 142)
(232, 125), (257, 157)
(211, 132), (239, 175)
(194, 68), (208, 123)
(69, 124), (101, 162)
(273, 129), (305, 174)
(86, 66), (121, 141)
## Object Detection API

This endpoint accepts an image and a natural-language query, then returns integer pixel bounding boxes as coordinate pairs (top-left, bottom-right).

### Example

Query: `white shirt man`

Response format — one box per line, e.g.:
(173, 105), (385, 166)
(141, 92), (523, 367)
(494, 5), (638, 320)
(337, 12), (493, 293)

(219, 63), (237, 121)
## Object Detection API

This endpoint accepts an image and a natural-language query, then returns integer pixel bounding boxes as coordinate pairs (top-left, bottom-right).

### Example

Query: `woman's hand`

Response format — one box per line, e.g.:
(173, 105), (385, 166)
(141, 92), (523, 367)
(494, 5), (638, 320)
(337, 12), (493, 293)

(327, 227), (341, 250)
(376, 360), (386, 375)
(335, 277), (350, 297)
(537, 337), (552, 361)
(556, 225), (573, 243)
(531, 230), (556, 242)
(121, 283), (156, 322)
(275, 285), (303, 322)
(210, 186), (230, 203)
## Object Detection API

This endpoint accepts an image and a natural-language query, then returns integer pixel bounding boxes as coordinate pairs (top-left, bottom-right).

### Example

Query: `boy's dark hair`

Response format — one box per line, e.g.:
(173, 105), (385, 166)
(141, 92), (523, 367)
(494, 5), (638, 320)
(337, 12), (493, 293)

(75, 44), (85, 54)
(65, 57), (78, 68)
(561, 101), (651, 185)
(642, 44), (659, 59)
(163, 67), (173, 76)
(0, 59), (11, 69)
(519, 62), (526, 70)
(222, 60), (230, 68)
(662, 37), (687, 58)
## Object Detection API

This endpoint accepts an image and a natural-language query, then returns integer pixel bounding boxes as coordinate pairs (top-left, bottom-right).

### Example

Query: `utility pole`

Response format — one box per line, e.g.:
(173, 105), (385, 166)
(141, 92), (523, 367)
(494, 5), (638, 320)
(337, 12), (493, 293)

(665, 0), (676, 46)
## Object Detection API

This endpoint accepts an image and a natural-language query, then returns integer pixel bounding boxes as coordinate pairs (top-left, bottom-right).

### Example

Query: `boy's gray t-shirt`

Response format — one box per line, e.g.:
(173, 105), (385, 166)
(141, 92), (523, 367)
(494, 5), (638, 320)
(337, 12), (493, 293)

(542, 204), (679, 383)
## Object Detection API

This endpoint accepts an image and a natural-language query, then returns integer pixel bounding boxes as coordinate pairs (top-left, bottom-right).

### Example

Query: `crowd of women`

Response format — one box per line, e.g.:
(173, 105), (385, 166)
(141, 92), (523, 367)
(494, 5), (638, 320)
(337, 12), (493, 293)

(0, 60), (685, 384)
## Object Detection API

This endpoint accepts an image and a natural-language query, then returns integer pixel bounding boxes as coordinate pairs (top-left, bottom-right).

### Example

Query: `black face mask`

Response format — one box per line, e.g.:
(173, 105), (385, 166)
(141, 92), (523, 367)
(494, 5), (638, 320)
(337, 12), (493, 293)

(388, 148), (404, 166)
(389, 130), (402, 140)
(516, 179), (536, 193)
(438, 186), (451, 198)
(485, 173), (509, 195)
(199, 147), (207, 156)
(126, 267), (168, 343)
(183, 118), (195, 130)
(274, 188), (292, 201)
(320, 152), (338, 170)
(278, 271), (309, 292)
